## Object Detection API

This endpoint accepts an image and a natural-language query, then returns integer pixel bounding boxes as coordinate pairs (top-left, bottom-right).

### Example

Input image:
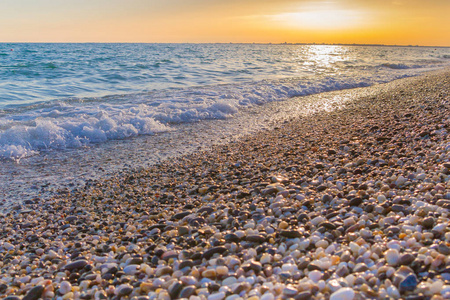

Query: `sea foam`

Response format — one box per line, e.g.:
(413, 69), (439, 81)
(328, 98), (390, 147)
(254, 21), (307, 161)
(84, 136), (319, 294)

(0, 72), (418, 160)
(1, 44), (449, 160)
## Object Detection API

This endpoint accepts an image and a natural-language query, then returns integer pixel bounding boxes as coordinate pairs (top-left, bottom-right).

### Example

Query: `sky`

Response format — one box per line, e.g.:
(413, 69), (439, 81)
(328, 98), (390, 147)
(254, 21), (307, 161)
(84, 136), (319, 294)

(0, 0), (449, 46)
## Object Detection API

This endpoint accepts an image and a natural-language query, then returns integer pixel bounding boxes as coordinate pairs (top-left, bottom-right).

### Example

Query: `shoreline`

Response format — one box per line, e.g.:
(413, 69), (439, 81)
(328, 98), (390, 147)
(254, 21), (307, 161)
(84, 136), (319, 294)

(0, 69), (449, 299)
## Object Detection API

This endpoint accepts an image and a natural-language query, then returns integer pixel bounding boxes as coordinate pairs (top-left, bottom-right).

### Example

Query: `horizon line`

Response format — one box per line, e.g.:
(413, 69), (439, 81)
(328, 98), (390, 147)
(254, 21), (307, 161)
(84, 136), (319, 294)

(1, 41), (449, 48)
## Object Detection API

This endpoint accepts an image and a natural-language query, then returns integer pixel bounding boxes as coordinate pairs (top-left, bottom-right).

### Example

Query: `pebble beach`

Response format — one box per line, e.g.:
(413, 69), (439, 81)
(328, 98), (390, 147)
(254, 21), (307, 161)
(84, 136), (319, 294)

(0, 69), (449, 300)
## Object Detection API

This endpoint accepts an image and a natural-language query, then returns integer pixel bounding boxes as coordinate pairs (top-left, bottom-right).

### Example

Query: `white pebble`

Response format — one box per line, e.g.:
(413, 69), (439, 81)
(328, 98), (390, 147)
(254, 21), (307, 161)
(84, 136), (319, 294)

(59, 281), (72, 295)
(260, 292), (274, 300)
(260, 254), (271, 264)
(433, 223), (446, 233)
(222, 277), (237, 286)
(208, 292), (226, 300)
(429, 280), (444, 294)
(308, 270), (322, 283)
(330, 287), (355, 300)
(441, 285), (450, 296)
(123, 264), (139, 275)
(311, 216), (325, 226)
(385, 249), (399, 266)
(2, 242), (14, 251)
(387, 286), (400, 298)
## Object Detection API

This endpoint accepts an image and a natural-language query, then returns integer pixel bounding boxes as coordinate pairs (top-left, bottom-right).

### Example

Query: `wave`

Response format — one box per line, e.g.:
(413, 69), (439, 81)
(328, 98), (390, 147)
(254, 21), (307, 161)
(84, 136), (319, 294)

(381, 63), (414, 70)
(0, 72), (419, 160)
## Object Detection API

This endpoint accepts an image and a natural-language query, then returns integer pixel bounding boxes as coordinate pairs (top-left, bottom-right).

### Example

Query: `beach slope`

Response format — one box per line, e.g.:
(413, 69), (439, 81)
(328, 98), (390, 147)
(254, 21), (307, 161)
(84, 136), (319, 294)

(0, 69), (449, 299)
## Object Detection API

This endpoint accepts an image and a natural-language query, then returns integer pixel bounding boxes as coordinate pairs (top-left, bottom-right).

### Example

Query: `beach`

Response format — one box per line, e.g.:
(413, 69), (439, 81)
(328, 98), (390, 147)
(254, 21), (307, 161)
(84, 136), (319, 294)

(0, 68), (449, 299)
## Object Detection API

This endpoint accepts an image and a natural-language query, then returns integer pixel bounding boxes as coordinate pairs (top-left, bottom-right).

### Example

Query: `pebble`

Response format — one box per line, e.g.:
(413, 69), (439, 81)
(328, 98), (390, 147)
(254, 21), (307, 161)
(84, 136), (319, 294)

(399, 274), (418, 292)
(330, 287), (355, 300)
(22, 285), (44, 300)
(385, 249), (400, 266)
(65, 260), (88, 271)
(0, 72), (448, 300)
(309, 270), (322, 282)
(59, 281), (72, 295)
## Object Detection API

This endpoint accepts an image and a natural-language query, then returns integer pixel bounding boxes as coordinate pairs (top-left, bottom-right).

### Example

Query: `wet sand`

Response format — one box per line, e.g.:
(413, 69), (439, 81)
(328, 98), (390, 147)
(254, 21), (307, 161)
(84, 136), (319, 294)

(0, 69), (449, 299)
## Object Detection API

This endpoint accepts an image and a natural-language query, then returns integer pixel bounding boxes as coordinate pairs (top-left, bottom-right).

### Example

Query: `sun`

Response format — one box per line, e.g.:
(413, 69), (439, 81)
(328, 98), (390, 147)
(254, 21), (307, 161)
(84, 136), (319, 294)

(270, 2), (368, 31)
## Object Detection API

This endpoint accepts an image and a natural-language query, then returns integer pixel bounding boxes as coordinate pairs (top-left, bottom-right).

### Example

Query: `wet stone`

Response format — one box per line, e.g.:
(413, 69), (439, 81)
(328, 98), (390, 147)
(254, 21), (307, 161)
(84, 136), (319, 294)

(65, 260), (88, 271)
(438, 242), (450, 255)
(349, 197), (363, 207)
(202, 246), (227, 259)
(168, 281), (183, 299)
(421, 217), (435, 229)
(246, 235), (266, 243)
(399, 254), (415, 266)
(179, 260), (195, 269)
(128, 257), (144, 265)
(179, 286), (196, 298)
(22, 285), (45, 300)
(173, 211), (191, 220)
(224, 233), (240, 243)
(117, 284), (133, 297)
(296, 291), (313, 300)
(399, 274), (418, 292)
(178, 226), (189, 236)
(65, 216), (78, 223)
(280, 230), (302, 238)
(319, 221), (337, 230)
(353, 263), (369, 273)
(307, 262), (323, 271)
(336, 265), (349, 277)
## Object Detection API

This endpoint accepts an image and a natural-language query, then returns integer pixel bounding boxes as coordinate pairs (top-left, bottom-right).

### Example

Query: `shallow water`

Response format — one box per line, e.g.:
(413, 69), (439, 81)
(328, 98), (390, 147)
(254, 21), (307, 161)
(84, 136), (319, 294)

(0, 44), (449, 207)
(0, 84), (368, 208)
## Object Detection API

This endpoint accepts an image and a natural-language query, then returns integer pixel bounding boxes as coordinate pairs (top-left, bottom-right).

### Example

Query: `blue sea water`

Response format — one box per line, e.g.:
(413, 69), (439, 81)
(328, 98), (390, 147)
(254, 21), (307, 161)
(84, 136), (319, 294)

(0, 43), (449, 205)
(0, 43), (449, 160)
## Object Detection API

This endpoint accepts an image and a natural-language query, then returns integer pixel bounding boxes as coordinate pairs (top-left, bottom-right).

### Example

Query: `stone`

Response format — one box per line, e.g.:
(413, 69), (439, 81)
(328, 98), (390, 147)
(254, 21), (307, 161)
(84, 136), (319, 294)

(385, 249), (399, 266)
(65, 260), (88, 271)
(336, 265), (349, 277)
(280, 230), (302, 238)
(421, 217), (435, 229)
(349, 198), (363, 207)
(399, 253), (415, 265)
(178, 226), (189, 235)
(246, 235), (266, 243)
(59, 281), (72, 295)
(330, 287), (355, 300)
(438, 242), (450, 255)
(23, 285), (45, 300)
(116, 284), (133, 297)
(353, 263), (369, 273)
(173, 211), (191, 220)
(168, 281), (183, 299)
(179, 260), (194, 269)
(208, 292), (226, 300)
(202, 246), (227, 259)
(399, 274), (418, 292)
(179, 286), (196, 298)
(308, 270), (322, 282)
(296, 291), (313, 300)
(283, 286), (298, 297)
(224, 233), (240, 243)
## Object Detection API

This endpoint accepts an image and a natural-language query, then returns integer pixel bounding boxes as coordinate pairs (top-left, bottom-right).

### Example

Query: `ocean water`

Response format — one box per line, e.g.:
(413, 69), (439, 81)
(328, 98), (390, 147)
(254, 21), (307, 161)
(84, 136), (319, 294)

(0, 43), (449, 205)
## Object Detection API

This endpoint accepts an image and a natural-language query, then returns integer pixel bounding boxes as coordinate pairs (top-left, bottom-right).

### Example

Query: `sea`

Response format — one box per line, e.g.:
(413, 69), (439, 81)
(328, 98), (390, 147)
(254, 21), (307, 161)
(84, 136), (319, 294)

(0, 43), (449, 207)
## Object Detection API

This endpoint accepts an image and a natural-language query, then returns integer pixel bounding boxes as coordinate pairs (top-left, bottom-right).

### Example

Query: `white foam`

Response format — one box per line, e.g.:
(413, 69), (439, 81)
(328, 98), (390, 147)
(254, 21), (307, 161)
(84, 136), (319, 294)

(0, 62), (447, 160)
(0, 104), (171, 159)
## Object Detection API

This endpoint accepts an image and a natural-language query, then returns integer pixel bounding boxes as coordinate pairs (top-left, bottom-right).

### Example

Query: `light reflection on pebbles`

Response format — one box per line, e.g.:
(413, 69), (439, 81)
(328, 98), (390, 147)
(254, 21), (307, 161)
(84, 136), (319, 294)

(0, 69), (449, 299)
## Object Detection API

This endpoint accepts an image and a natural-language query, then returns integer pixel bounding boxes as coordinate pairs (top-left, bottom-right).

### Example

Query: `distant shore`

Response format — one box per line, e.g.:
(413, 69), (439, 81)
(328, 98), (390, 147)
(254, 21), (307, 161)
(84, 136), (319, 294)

(0, 69), (449, 299)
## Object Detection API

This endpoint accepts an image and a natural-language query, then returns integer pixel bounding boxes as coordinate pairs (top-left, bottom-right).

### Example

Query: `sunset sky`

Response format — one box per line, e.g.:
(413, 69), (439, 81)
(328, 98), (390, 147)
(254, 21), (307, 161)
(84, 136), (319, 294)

(1, 0), (449, 46)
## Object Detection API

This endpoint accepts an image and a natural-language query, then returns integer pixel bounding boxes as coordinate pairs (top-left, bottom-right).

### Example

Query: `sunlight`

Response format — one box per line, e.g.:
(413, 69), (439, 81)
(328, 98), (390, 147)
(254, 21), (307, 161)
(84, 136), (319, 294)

(306, 45), (348, 67)
(270, 2), (367, 31)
